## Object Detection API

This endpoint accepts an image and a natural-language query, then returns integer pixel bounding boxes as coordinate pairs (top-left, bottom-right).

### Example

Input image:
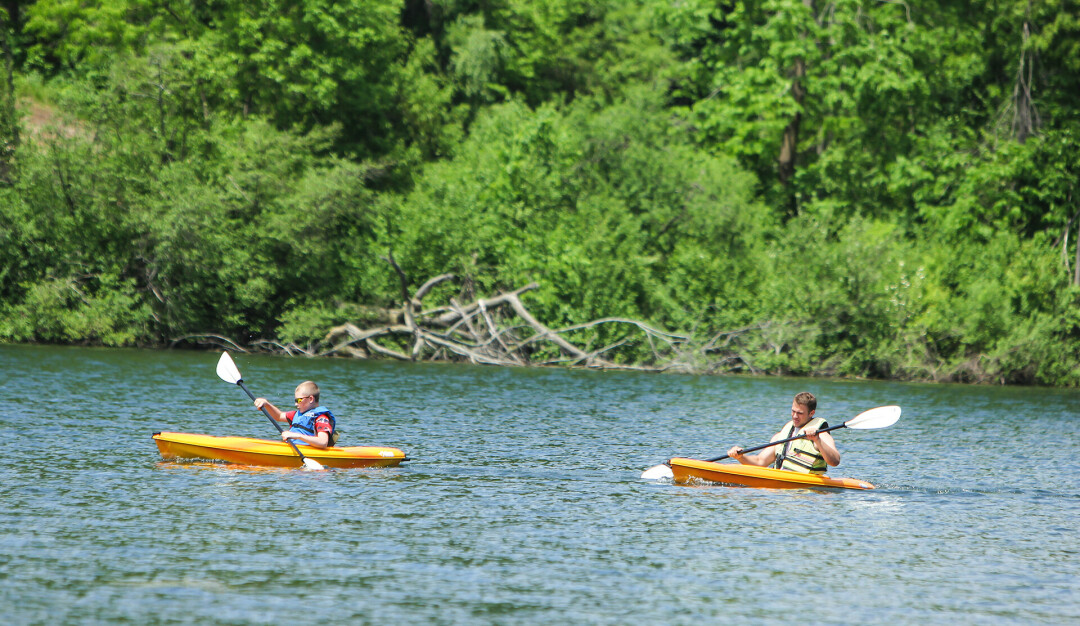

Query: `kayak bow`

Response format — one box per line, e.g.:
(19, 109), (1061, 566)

(153, 432), (409, 469)
(670, 457), (874, 490)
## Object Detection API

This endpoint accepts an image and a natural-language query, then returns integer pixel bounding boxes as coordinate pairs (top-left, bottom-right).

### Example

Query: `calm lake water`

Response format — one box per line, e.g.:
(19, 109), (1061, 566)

(2, 344), (1078, 624)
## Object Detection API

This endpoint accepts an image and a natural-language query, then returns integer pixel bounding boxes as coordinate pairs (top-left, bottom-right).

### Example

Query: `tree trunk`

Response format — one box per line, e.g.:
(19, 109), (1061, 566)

(778, 56), (805, 187)
(778, 0), (815, 193)
(1074, 219), (1080, 286)
(1012, 16), (1039, 143)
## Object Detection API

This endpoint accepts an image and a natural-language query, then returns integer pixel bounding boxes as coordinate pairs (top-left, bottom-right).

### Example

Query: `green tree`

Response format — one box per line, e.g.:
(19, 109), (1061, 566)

(384, 89), (765, 357)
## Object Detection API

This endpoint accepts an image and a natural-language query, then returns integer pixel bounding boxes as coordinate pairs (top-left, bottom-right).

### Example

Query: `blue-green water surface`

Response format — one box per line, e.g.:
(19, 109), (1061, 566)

(2, 345), (1078, 624)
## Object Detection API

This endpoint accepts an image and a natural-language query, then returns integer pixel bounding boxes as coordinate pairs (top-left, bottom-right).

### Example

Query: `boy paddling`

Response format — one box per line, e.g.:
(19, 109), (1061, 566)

(253, 381), (337, 449)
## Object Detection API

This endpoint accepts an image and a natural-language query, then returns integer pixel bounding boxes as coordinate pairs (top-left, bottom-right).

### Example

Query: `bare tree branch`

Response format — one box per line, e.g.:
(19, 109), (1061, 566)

(171, 334), (247, 351)
(415, 273), (456, 300)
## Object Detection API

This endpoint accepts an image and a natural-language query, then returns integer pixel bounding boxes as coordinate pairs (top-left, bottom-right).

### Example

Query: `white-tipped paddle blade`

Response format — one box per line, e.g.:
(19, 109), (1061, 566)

(641, 463), (674, 480)
(845, 405), (901, 430)
(215, 351), (242, 384)
(302, 458), (327, 471)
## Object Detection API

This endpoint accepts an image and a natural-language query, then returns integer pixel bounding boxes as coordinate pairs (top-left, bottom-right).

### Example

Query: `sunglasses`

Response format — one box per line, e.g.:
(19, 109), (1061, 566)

(294, 396), (311, 405)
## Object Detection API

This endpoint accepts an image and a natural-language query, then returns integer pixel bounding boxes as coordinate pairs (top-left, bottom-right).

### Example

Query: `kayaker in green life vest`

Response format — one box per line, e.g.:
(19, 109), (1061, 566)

(253, 380), (337, 449)
(726, 391), (840, 474)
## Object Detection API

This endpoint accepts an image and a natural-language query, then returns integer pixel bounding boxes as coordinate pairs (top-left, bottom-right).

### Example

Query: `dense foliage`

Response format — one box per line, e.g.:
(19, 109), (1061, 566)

(1, 0), (1078, 385)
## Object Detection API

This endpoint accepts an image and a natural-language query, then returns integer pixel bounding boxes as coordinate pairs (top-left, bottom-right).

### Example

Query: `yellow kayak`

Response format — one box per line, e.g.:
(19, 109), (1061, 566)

(670, 457), (874, 490)
(152, 431), (409, 469)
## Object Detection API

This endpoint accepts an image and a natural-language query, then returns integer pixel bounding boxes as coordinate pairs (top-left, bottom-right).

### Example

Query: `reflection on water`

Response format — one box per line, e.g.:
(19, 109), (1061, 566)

(2, 344), (1079, 623)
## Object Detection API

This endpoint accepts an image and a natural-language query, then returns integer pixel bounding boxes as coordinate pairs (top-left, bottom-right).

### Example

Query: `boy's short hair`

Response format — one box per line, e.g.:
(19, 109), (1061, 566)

(296, 381), (320, 402)
(793, 391), (816, 412)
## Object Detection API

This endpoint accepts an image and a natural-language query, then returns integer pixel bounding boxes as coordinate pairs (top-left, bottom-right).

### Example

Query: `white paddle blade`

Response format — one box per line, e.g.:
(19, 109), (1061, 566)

(641, 463), (674, 480)
(215, 351), (242, 384)
(302, 458), (327, 471)
(845, 405), (901, 430)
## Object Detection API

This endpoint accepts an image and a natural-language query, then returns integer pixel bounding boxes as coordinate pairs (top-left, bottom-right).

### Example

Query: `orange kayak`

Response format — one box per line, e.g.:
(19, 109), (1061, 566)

(152, 431), (409, 469)
(669, 457), (874, 490)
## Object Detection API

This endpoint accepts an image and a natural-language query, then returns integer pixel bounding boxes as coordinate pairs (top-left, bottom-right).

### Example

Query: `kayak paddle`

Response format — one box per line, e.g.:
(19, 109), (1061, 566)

(215, 351), (326, 471)
(640, 405), (902, 480)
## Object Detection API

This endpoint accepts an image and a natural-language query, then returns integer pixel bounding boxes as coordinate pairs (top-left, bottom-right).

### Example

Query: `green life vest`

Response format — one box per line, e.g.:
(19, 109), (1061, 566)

(773, 417), (829, 474)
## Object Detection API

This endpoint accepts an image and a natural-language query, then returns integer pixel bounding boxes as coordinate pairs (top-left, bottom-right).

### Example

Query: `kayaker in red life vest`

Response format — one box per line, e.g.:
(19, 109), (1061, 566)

(253, 381), (337, 449)
(726, 392), (841, 474)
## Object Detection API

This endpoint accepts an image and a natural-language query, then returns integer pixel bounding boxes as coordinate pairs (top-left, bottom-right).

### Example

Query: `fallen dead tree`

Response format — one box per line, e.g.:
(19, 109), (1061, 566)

(317, 255), (692, 371)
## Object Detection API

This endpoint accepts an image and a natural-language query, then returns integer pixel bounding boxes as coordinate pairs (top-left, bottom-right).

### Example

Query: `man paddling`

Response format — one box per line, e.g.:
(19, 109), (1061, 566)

(727, 392), (840, 474)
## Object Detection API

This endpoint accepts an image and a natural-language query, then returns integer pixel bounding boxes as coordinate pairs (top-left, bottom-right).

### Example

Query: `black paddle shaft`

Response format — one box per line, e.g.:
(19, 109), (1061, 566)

(704, 422), (848, 463)
(235, 380), (314, 462)
(235, 380), (284, 433)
